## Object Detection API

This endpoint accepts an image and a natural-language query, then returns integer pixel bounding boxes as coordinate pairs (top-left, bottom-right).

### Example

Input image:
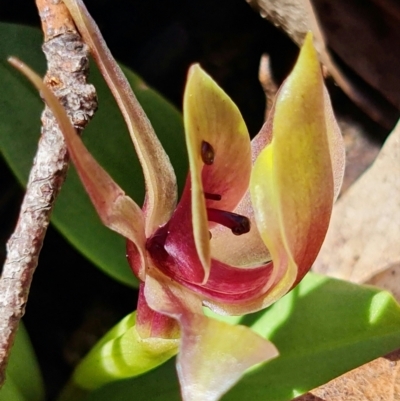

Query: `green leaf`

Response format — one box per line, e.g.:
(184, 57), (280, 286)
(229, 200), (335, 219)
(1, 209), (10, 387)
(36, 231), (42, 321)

(0, 377), (26, 401)
(0, 322), (44, 401)
(0, 23), (187, 287)
(82, 273), (400, 401)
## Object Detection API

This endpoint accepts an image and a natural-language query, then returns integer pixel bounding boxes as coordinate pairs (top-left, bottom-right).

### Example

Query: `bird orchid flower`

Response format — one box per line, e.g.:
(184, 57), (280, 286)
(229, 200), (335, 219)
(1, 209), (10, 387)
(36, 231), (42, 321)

(10, 1), (345, 400)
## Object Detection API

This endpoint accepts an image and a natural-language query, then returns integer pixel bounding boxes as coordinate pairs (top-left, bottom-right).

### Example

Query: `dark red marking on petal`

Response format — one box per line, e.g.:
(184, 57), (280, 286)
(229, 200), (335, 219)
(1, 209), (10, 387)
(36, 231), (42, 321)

(146, 223), (169, 254)
(207, 208), (250, 236)
(201, 141), (215, 165)
(205, 192), (222, 201)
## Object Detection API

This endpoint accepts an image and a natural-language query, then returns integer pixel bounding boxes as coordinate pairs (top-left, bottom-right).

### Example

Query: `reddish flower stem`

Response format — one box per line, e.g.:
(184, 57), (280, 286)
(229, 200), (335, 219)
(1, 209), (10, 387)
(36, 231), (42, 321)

(0, 0), (97, 386)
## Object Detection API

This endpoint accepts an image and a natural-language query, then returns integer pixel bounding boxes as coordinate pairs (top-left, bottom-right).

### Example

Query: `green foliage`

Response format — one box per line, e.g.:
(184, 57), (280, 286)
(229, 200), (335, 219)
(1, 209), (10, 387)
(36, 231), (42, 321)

(82, 273), (400, 401)
(0, 323), (44, 401)
(0, 23), (187, 287)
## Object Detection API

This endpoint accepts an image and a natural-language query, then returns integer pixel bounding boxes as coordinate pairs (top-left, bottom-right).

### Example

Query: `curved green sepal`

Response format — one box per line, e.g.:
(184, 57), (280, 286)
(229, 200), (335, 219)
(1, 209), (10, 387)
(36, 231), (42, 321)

(72, 312), (179, 390)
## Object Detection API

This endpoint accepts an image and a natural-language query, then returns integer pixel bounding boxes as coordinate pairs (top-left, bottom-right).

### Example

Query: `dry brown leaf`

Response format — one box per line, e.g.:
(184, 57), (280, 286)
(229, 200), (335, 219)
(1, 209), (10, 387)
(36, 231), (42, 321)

(313, 119), (400, 284)
(248, 0), (400, 127)
(338, 120), (381, 194)
(246, 0), (309, 46)
(311, 0), (400, 119)
(293, 349), (400, 401)
(365, 263), (400, 302)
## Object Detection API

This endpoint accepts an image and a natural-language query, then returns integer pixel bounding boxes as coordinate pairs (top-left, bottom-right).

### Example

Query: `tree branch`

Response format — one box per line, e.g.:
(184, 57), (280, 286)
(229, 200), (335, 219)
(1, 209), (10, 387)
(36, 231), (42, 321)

(0, 0), (97, 385)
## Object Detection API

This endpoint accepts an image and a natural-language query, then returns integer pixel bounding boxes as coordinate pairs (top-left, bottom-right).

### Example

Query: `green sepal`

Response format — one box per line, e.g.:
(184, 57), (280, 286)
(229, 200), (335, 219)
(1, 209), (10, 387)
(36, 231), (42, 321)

(72, 312), (179, 390)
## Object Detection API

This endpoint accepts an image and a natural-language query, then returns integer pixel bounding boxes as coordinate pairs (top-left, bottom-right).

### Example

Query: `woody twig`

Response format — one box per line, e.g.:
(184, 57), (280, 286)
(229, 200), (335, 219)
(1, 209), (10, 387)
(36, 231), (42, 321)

(0, 0), (97, 385)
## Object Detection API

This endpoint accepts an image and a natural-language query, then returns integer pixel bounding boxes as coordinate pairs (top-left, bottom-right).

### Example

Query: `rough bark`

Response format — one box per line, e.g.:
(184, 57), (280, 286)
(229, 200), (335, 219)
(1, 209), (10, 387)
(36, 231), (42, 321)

(0, 0), (97, 385)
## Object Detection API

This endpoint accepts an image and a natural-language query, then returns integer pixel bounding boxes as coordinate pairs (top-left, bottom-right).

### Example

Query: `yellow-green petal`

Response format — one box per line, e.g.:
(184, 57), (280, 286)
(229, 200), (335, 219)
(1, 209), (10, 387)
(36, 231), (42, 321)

(183, 64), (252, 282)
(250, 32), (336, 305)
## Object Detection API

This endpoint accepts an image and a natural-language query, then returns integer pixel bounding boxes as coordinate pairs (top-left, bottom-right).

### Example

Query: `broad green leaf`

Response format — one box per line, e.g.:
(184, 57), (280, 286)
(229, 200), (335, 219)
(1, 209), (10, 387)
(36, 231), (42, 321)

(82, 273), (400, 401)
(0, 322), (44, 401)
(0, 23), (187, 287)
(0, 377), (26, 401)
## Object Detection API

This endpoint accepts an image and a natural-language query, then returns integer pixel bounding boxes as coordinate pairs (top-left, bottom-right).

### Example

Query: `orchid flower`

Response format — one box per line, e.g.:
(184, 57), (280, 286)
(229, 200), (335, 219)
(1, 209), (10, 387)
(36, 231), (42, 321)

(10, 0), (345, 400)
